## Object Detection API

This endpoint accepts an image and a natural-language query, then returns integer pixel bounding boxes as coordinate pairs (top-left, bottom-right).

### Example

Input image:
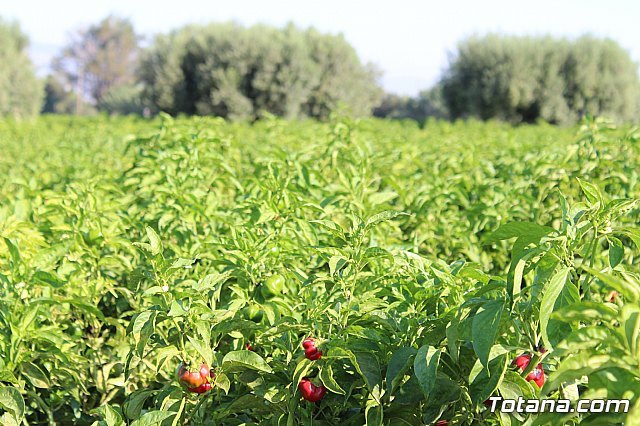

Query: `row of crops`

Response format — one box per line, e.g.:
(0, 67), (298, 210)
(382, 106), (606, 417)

(0, 115), (639, 425)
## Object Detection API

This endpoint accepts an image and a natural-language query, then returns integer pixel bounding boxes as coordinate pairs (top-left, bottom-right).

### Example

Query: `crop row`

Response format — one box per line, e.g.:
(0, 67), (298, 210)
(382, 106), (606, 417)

(0, 116), (638, 425)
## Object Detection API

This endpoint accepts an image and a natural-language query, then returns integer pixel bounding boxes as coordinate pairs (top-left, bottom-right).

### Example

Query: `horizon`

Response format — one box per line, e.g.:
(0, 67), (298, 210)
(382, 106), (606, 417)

(5, 0), (640, 96)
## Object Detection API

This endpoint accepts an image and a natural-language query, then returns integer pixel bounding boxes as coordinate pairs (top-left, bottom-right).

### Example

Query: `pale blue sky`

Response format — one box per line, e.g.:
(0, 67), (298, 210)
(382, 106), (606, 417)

(3, 0), (639, 95)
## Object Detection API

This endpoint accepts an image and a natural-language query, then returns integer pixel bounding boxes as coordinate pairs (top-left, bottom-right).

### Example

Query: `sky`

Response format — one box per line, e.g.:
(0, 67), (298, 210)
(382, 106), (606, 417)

(2, 0), (640, 96)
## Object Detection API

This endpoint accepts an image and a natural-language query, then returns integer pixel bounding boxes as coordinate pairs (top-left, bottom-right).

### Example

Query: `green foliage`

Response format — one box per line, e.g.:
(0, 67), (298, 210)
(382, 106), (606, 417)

(441, 34), (640, 124)
(139, 23), (382, 120)
(0, 115), (639, 424)
(0, 18), (43, 119)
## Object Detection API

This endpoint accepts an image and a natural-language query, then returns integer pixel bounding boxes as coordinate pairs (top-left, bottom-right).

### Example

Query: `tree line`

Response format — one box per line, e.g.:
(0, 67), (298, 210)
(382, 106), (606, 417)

(7, 16), (381, 121)
(1, 16), (639, 124)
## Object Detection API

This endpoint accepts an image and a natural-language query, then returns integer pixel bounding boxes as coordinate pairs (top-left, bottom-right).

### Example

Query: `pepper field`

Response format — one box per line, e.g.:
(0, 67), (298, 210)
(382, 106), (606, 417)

(0, 115), (639, 425)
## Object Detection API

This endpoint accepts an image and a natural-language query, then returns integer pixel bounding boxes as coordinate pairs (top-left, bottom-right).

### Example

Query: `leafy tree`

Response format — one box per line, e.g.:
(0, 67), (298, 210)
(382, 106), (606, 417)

(51, 15), (139, 114)
(441, 34), (640, 124)
(139, 23), (381, 120)
(300, 28), (382, 119)
(0, 18), (43, 118)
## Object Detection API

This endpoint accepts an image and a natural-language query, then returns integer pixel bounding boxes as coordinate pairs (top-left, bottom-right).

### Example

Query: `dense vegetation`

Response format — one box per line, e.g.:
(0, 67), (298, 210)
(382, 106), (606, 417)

(440, 35), (640, 124)
(376, 35), (640, 125)
(6, 12), (638, 125)
(0, 116), (639, 424)
(39, 17), (381, 119)
(0, 19), (42, 119)
(139, 23), (382, 120)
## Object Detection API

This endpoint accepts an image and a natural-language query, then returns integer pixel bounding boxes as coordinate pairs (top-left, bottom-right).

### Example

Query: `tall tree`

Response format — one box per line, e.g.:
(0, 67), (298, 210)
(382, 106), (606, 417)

(51, 15), (139, 114)
(440, 35), (640, 124)
(0, 18), (43, 118)
(139, 23), (381, 120)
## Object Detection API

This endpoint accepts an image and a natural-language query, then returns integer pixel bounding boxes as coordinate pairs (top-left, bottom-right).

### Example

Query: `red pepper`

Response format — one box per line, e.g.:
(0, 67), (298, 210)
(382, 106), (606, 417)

(177, 362), (214, 391)
(298, 378), (327, 402)
(512, 354), (545, 388)
(302, 337), (323, 361)
(188, 382), (212, 394)
(176, 362), (210, 388)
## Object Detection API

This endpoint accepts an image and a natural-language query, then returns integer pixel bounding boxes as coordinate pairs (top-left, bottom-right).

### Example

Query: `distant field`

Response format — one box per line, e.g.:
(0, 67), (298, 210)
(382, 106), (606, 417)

(0, 116), (638, 425)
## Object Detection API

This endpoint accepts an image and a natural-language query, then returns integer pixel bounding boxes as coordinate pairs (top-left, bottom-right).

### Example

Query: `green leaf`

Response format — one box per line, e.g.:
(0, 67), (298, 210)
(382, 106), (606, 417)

(167, 300), (189, 317)
(365, 210), (407, 228)
(145, 226), (163, 256)
(446, 319), (460, 363)
(0, 371), (18, 384)
(413, 345), (440, 398)
(224, 395), (267, 414)
(469, 354), (509, 404)
(540, 267), (571, 350)
(363, 247), (393, 262)
(59, 297), (106, 321)
(508, 246), (544, 303)
(132, 310), (157, 358)
(606, 198), (638, 218)
(498, 371), (536, 422)
(393, 375), (425, 405)
(186, 336), (213, 367)
(484, 222), (554, 244)
(215, 372), (231, 395)
(20, 362), (50, 388)
(168, 258), (196, 270)
(553, 326), (611, 356)
(353, 351), (382, 392)
(3, 238), (21, 266)
(32, 271), (65, 288)
(319, 364), (346, 395)
(620, 228), (640, 252)
(543, 353), (621, 395)
(309, 220), (346, 240)
(608, 237), (624, 268)
(577, 178), (604, 206)
(132, 242), (152, 253)
(385, 347), (417, 395)
(123, 390), (154, 420)
(472, 299), (504, 367)
(365, 402), (383, 426)
(546, 283), (579, 348)
(499, 370), (536, 400)
(622, 305), (640, 360)
(627, 397), (640, 426)
(97, 405), (125, 426)
(368, 191), (398, 206)
(583, 266), (640, 302)
(221, 351), (273, 374)
(19, 304), (38, 330)
(0, 413), (19, 426)
(130, 410), (175, 426)
(0, 387), (24, 421)
(551, 302), (617, 323)
(328, 255), (348, 277)
(422, 373), (460, 422)
(292, 358), (313, 392)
